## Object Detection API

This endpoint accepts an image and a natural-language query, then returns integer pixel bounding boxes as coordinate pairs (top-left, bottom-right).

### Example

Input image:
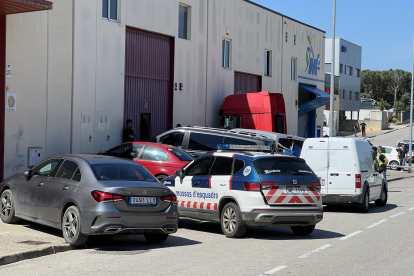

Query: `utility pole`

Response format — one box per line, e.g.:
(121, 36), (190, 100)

(409, 33), (414, 173)
(329, 0), (336, 137)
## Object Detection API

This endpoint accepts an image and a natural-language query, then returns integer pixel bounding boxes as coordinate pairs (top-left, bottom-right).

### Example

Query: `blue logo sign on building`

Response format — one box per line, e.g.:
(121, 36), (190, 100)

(341, 46), (347, 53)
(306, 35), (321, 76)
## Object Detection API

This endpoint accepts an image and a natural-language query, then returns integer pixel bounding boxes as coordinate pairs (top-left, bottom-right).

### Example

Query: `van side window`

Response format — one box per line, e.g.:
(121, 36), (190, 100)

(159, 132), (184, 148)
(210, 157), (233, 176)
(188, 133), (224, 151)
(223, 137), (256, 145)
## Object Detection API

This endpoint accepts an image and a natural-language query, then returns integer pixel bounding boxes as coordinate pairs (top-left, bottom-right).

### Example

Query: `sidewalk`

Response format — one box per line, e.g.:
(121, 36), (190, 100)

(0, 220), (71, 266)
(337, 124), (410, 138)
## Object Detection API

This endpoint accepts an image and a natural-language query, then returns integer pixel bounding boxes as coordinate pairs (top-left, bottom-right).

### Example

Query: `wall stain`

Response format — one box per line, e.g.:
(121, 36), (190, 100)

(12, 125), (25, 176)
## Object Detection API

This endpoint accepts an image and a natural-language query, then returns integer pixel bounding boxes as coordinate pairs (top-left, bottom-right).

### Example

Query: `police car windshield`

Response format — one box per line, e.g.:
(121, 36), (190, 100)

(168, 148), (194, 161)
(253, 157), (315, 176)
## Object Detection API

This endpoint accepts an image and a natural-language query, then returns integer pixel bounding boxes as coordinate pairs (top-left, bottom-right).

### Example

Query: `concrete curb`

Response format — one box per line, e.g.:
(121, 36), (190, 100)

(0, 244), (74, 266)
(388, 174), (414, 183)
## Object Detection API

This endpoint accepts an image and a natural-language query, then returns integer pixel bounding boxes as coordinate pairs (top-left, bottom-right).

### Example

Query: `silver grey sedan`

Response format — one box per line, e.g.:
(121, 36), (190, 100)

(0, 155), (179, 246)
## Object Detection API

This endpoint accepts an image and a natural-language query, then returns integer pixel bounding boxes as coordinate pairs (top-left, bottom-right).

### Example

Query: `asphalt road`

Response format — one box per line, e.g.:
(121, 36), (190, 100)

(0, 176), (413, 276)
(372, 125), (413, 148)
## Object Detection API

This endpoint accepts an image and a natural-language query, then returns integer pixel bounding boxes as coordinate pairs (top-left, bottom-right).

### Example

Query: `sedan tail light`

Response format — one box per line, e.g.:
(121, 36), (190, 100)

(161, 194), (178, 203)
(91, 191), (124, 203)
(312, 181), (321, 190)
(243, 182), (261, 191)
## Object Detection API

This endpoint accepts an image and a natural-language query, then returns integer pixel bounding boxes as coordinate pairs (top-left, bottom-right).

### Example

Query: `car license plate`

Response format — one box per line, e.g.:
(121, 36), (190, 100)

(129, 197), (157, 205)
(285, 187), (307, 195)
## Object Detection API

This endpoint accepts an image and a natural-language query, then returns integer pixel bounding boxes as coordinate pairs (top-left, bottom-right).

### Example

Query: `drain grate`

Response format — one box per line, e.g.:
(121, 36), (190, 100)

(90, 248), (150, 255)
(18, 240), (51, 245)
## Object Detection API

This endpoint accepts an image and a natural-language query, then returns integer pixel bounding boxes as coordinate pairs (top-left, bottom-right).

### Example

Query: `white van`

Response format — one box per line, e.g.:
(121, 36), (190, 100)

(300, 137), (387, 212)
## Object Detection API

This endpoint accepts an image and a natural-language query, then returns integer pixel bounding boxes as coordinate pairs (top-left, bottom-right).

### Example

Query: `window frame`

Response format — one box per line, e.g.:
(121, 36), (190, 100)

(185, 157), (214, 176)
(339, 63), (343, 74)
(222, 38), (231, 69)
(349, 90), (353, 100)
(342, 90), (346, 100)
(285, 31), (288, 43)
(348, 66), (353, 76)
(55, 159), (82, 182)
(178, 3), (191, 40)
(293, 34), (296, 45)
(31, 159), (62, 178)
(102, 0), (119, 22)
(264, 50), (272, 77)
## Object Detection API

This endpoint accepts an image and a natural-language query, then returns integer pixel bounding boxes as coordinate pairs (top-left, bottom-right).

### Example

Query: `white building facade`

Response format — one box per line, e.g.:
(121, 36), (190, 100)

(2, 0), (327, 179)
(325, 38), (362, 119)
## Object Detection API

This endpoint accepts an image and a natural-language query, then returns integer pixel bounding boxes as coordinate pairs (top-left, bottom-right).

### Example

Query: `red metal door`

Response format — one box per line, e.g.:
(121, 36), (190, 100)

(124, 27), (174, 141)
(234, 71), (262, 94)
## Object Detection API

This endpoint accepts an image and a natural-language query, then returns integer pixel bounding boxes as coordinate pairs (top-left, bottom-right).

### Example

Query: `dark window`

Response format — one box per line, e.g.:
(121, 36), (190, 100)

(264, 50), (271, 76)
(233, 159), (245, 174)
(91, 163), (157, 182)
(109, 0), (118, 20)
(72, 168), (82, 182)
(141, 146), (169, 162)
(159, 132), (184, 148)
(223, 137), (256, 145)
(223, 115), (241, 129)
(210, 157), (233, 176)
(186, 158), (213, 176)
(32, 159), (61, 177)
(178, 5), (190, 40)
(56, 160), (78, 180)
(275, 115), (284, 134)
(222, 39), (230, 69)
(102, 0), (118, 21)
(253, 157), (315, 176)
(102, 0), (108, 18)
(103, 144), (133, 159)
(168, 148), (194, 162)
(188, 133), (224, 151)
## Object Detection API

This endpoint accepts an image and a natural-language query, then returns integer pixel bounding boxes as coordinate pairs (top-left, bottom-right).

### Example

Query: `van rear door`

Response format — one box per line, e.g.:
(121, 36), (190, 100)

(327, 141), (355, 195)
(301, 139), (329, 195)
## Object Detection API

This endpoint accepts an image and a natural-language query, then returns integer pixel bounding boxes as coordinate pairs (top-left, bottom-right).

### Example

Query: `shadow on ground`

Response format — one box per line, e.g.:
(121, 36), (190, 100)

(178, 219), (343, 240)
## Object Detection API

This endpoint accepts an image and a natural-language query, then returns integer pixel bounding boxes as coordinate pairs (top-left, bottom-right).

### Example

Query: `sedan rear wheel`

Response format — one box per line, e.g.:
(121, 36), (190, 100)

(1, 190), (20, 224)
(389, 161), (399, 170)
(144, 233), (169, 243)
(220, 202), (247, 238)
(62, 206), (89, 246)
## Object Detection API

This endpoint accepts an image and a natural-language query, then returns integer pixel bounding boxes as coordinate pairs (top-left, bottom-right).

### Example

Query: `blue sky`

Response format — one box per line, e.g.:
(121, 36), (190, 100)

(251, 0), (414, 72)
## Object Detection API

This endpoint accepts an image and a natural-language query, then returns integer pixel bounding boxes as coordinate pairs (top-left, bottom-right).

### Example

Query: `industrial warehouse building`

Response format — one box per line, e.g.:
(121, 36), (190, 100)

(1, 0), (327, 179)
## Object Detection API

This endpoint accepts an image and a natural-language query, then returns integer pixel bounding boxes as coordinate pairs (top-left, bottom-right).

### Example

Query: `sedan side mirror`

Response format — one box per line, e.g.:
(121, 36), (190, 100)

(175, 169), (184, 179)
(23, 170), (32, 178)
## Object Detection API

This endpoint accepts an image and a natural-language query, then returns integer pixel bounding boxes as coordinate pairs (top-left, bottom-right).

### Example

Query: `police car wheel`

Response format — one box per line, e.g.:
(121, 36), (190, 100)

(144, 233), (169, 243)
(220, 202), (247, 238)
(290, 225), (315, 235)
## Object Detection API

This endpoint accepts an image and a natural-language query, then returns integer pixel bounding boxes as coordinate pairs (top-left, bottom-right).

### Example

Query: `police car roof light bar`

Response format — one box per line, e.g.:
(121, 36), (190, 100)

(217, 144), (272, 151)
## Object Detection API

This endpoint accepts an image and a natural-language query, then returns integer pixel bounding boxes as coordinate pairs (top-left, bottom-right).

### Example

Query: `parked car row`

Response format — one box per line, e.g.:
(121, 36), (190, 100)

(0, 127), (388, 247)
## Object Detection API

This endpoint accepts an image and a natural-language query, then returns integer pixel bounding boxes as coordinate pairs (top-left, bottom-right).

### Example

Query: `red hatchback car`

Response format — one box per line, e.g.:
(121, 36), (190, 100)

(101, 142), (193, 181)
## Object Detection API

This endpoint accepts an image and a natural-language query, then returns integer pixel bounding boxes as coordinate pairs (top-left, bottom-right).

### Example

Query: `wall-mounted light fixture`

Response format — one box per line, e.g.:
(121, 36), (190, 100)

(226, 26), (230, 35)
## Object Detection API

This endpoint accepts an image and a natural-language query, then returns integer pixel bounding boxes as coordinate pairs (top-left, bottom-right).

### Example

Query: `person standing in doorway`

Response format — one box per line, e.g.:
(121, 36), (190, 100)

(397, 144), (409, 172)
(123, 119), (136, 142)
(378, 146), (388, 185)
(360, 121), (367, 137)
(354, 122), (359, 137)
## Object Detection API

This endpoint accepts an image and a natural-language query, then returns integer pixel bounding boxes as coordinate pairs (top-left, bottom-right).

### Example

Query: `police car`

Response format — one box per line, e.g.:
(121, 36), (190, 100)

(161, 144), (323, 238)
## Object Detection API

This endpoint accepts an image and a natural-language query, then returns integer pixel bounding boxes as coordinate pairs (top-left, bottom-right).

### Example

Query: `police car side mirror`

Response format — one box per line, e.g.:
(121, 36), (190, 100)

(175, 169), (184, 179)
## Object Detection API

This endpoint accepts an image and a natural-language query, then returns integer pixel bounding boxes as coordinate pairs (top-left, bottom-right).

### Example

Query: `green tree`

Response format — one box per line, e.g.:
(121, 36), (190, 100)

(385, 69), (411, 106)
(380, 98), (385, 111)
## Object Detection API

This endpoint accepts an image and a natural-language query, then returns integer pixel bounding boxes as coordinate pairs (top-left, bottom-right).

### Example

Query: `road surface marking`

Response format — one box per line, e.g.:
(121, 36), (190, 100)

(298, 244), (332, 259)
(408, 207), (414, 211)
(258, 266), (288, 276)
(391, 212), (405, 218)
(366, 219), (387, 229)
(340, 231), (363, 240)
